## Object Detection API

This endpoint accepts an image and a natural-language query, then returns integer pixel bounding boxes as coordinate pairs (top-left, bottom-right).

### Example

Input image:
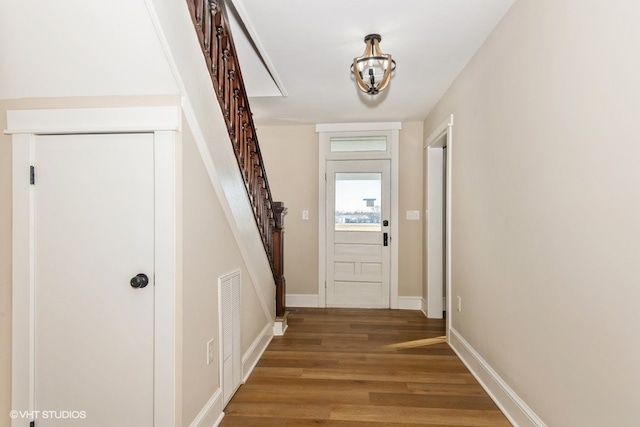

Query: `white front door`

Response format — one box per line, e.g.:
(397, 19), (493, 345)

(33, 133), (154, 426)
(326, 160), (391, 307)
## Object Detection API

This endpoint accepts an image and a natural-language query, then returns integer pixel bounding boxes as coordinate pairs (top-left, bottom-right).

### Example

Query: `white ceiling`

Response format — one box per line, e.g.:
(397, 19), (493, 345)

(228, 0), (515, 126)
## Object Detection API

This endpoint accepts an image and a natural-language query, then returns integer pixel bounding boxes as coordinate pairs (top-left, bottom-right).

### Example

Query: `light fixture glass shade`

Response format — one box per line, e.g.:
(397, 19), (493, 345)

(351, 34), (396, 95)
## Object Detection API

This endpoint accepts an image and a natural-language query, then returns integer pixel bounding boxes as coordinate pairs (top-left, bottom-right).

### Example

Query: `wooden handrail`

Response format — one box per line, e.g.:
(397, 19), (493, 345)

(186, 0), (286, 316)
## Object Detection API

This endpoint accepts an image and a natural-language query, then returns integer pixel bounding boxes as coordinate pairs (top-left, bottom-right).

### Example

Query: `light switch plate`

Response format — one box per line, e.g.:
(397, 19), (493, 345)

(302, 210), (309, 220)
(406, 210), (420, 220)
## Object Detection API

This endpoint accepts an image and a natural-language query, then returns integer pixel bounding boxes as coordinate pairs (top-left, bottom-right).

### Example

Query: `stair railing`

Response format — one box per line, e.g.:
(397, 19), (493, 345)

(186, 0), (286, 316)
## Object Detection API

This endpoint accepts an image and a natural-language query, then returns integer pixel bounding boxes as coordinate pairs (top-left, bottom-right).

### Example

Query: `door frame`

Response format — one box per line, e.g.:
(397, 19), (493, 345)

(316, 122), (401, 308)
(7, 106), (181, 427)
(424, 114), (454, 326)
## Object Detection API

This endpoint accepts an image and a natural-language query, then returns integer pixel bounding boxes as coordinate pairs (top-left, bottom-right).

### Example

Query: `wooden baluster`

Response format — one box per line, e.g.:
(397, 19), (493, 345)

(266, 203), (274, 260)
(244, 137), (254, 185)
(249, 152), (258, 205)
(219, 35), (229, 99)
(202, 1), (211, 57)
(263, 185), (272, 257)
(254, 168), (262, 215)
(236, 102), (244, 135)
(251, 150), (259, 201)
(237, 105), (247, 165)
(212, 8), (222, 79)
(261, 189), (268, 244)
(255, 167), (265, 223)
(195, 0), (203, 27)
(230, 87), (239, 142)
(240, 134), (249, 184)
(228, 68), (235, 128)
(224, 67), (232, 121)
(243, 127), (252, 185)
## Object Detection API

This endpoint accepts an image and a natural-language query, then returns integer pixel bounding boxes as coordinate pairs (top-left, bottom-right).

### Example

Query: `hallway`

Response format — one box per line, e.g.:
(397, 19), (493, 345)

(221, 308), (510, 426)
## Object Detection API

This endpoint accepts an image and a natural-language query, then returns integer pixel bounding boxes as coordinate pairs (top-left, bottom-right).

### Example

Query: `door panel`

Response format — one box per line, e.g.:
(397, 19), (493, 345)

(34, 133), (154, 426)
(327, 160), (390, 307)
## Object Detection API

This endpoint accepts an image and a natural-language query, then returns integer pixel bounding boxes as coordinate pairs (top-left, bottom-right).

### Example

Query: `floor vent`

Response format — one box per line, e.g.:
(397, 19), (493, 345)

(219, 269), (241, 406)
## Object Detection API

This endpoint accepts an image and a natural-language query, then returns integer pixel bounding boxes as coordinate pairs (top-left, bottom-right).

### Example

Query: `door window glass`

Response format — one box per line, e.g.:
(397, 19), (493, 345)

(334, 172), (381, 231)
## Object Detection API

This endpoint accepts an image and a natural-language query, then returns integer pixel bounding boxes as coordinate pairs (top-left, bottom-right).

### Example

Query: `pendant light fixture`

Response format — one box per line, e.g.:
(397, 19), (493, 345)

(351, 33), (396, 95)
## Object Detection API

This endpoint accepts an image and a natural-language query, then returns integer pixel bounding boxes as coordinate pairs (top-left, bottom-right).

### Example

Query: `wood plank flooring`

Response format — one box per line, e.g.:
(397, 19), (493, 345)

(221, 308), (511, 426)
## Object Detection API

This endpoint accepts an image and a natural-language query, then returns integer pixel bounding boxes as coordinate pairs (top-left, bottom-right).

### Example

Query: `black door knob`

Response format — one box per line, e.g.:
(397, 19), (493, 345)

(130, 273), (149, 289)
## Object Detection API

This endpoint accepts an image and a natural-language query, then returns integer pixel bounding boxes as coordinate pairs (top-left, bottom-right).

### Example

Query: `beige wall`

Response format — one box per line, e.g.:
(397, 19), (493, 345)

(256, 125), (319, 296)
(424, 0), (640, 424)
(181, 118), (269, 425)
(257, 122), (424, 301)
(397, 122), (424, 298)
(181, 120), (219, 425)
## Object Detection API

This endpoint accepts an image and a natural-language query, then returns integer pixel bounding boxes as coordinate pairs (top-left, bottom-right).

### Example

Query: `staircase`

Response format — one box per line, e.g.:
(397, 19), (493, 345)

(186, 0), (287, 317)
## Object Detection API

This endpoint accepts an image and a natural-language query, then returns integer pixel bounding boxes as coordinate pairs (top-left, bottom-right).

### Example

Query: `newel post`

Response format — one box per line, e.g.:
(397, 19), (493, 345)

(272, 202), (287, 317)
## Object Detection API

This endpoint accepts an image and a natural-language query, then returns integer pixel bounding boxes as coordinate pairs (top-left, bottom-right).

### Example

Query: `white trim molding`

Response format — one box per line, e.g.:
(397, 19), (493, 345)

(5, 106), (181, 135)
(398, 296), (423, 310)
(316, 122), (402, 133)
(241, 323), (273, 384)
(188, 388), (224, 427)
(449, 328), (547, 427)
(286, 293), (320, 308)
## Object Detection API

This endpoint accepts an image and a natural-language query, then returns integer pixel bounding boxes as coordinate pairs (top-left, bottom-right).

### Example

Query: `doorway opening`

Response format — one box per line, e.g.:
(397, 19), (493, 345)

(424, 115), (453, 326)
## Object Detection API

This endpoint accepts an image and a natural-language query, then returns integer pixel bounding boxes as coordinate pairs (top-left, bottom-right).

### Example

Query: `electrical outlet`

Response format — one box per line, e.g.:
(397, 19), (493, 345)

(207, 339), (215, 365)
(302, 210), (309, 220)
(457, 296), (462, 312)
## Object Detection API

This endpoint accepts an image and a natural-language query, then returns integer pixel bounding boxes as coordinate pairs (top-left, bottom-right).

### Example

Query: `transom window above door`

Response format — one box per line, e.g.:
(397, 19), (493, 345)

(330, 135), (388, 153)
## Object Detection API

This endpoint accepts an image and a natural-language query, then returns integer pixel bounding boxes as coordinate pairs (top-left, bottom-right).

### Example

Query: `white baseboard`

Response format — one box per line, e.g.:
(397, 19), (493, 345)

(287, 294), (424, 310)
(188, 388), (224, 427)
(212, 412), (225, 427)
(420, 297), (447, 319)
(449, 328), (547, 427)
(242, 322), (273, 383)
(286, 293), (319, 307)
(398, 296), (423, 310)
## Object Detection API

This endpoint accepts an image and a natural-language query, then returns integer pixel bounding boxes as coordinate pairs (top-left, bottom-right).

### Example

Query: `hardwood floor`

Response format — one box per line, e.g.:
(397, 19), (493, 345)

(221, 308), (511, 426)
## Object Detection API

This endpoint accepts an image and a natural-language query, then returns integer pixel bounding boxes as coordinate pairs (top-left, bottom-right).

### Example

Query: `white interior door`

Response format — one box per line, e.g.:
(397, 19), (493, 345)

(33, 133), (155, 426)
(326, 160), (390, 307)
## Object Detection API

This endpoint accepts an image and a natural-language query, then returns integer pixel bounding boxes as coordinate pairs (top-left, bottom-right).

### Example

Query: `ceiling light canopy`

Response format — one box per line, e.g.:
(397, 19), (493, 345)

(351, 34), (396, 95)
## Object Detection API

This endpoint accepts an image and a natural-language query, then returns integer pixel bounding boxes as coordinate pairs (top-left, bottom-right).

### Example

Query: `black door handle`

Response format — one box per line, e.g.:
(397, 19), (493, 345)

(383, 233), (388, 246)
(130, 273), (149, 289)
